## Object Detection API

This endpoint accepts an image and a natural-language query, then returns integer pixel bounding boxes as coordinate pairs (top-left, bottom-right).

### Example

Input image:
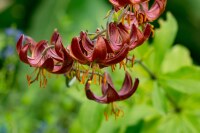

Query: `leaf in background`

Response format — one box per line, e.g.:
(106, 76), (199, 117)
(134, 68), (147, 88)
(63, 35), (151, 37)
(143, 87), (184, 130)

(153, 12), (178, 72)
(158, 114), (199, 133)
(152, 82), (167, 115)
(161, 45), (192, 73)
(28, 0), (70, 40)
(78, 101), (104, 133)
(125, 120), (144, 133)
(159, 66), (200, 94)
(126, 105), (159, 126)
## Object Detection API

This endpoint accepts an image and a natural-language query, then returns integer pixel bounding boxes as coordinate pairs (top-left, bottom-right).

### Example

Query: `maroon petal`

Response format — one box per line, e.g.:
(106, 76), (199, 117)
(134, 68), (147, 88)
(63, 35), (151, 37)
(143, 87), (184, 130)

(103, 44), (129, 66)
(119, 72), (133, 95)
(32, 40), (48, 58)
(85, 80), (107, 103)
(141, 0), (167, 21)
(106, 84), (120, 103)
(81, 32), (94, 53)
(52, 61), (73, 74)
(70, 37), (88, 64)
(119, 78), (139, 100)
(130, 0), (147, 4)
(101, 72), (114, 95)
(51, 30), (59, 45)
(16, 34), (24, 55)
(52, 49), (74, 74)
(41, 58), (54, 72)
(117, 23), (130, 43)
(129, 24), (137, 45)
(18, 44), (29, 64)
(91, 37), (107, 62)
(129, 23), (151, 50)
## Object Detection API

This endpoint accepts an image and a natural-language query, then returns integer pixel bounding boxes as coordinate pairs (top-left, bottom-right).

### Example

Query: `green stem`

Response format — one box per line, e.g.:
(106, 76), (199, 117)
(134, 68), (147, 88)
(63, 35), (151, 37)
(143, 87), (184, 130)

(134, 58), (181, 113)
(117, 5), (130, 24)
(135, 59), (157, 80)
(91, 29), (106, 40)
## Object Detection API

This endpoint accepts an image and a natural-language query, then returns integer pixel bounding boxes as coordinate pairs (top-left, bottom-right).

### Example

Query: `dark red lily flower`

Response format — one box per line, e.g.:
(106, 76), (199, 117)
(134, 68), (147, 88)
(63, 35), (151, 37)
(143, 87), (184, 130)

(16, 30), (73, 87)
(69, 31), (129, 67)
(85, 71), (139, 104)
(109, 0), (147, 8)
(108, 22), (130, 52)
(108, 22), (152, 51)
(134, 0), (167, 22)
(128, 23), (152, 50)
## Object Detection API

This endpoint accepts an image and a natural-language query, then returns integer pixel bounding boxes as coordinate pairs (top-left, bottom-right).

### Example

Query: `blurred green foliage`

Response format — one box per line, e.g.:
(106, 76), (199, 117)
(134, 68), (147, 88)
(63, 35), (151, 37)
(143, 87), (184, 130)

(0, 0), (200, 133)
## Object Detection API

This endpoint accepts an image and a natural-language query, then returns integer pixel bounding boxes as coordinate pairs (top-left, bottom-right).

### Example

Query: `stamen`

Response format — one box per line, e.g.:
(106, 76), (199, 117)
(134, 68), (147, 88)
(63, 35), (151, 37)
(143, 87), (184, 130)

(150, 25), (155, 37)
(76, 70), (81, 82)
(104, 103), (124, 121)
(104, 112), (109, 121)
(131, 55), (135, 67)
(99, 75), (102, 85)
(93, 74), (97, 84)
(103, 74), (107, 85)
(26, 68), (48, 88)
(119, 61), (126, 71)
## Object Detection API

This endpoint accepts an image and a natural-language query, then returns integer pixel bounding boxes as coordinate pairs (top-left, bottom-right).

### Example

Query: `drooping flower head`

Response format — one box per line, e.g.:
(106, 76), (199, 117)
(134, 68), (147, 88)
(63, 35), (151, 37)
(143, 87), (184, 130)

(16, 30), (73, 87)
(70, 31), (129, 67)
(85, 71), (139, 119)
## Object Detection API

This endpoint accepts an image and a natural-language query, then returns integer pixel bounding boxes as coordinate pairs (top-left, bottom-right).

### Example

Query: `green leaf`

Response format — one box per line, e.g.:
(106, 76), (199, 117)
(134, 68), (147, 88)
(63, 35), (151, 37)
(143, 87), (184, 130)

(158, 114), (200, 133)
(127, 105), (158, 126)
(78, 101), (104, 133)
(152, 82), (167, 115)
(159, 66), (200, 94)
(153, 12), (178, 71)
(161, 45), (193, 73)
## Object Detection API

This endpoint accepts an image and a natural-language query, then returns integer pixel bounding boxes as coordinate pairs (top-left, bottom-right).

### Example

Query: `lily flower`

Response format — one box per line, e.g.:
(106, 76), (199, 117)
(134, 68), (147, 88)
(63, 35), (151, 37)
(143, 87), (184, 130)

(134, 0), (167, 22)
(16, 30), (73, 87)
(109, 0), (147, 8)
(85, 71), (139, 104)
(108, 22), (152, 51)
(69, 31), (129, 67)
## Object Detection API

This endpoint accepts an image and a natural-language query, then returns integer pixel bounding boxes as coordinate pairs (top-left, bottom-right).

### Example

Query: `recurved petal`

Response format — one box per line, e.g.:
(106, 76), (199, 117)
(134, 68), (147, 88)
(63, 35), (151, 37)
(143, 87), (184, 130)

(81, 32), (94, 53)
(16, 34), (24, 55)
(106, 84), (120, 103)
(129, 23), (151, 50)
(142, 0), (167, 21)
(119, 78), (139, 100)
(85, 80), (107, 104)
(102, 72), (114, 95)
(103, 44), (129, 66)
(52, 48), (74, 74)
(50, 30), (59, 44)
(109, 0), (127, 7)
(40, 58), (54, 72)
(52, 60), (73, 74)
(119, 72), (133, 95)
(18, 44), (29, 64)
(32, 40), (48, 58)
(129, 23), (137, 45)
(130, 0), (147, 4)
(91, 37), (107, 62)
(70, 37), (88, 64)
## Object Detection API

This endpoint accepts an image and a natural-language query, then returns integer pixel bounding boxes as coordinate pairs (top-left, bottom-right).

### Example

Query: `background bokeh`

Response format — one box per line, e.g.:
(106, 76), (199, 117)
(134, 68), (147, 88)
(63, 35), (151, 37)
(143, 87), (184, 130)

(0, 0), (200, 133)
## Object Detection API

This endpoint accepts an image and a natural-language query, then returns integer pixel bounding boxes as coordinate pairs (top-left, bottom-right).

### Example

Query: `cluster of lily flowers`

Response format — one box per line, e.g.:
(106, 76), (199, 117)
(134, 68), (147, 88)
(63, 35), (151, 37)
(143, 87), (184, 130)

(16, 0), (167, 119)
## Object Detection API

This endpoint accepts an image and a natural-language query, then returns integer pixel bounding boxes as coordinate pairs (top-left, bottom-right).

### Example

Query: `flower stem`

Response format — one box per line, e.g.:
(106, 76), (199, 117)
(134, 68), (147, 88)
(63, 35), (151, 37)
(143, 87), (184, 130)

(133, 58), (181, 113)
(42, 45), (55, 56)
(134, 59), (157, 80)
(91, 29), (107, 40)
(117, 5), (130, 24)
